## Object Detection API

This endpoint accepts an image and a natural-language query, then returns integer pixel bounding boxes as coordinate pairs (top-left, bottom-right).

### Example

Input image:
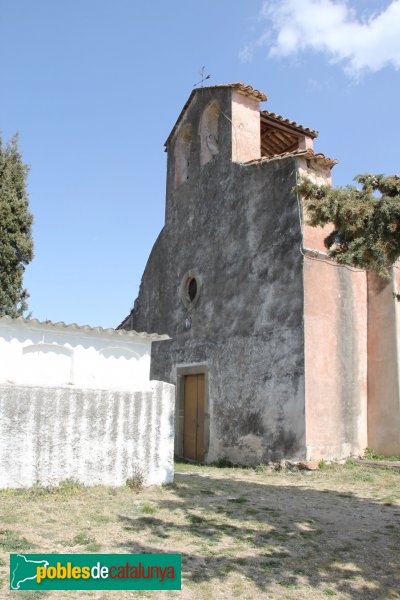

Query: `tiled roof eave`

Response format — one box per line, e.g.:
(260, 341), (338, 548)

(0, 316), (170, 342)
(243, 150), (338, 168)
(261, 110), (318, 139)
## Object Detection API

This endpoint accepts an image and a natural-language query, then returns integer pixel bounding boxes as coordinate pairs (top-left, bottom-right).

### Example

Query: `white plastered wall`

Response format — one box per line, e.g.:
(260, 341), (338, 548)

(0, 318), (174, 487)
(0, 318), (155, 390)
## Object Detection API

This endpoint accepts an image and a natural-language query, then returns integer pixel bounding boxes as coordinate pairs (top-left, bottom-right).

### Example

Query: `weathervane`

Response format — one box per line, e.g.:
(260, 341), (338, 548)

(193, 67), (211, 88)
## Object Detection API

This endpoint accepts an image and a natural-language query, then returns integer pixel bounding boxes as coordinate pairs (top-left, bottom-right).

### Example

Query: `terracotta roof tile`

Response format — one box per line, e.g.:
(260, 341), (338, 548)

(261, 110), (318, 138)
(245, 149), (338, 168)
(302, 150), (338, 167)
(215, 82), (267, 102)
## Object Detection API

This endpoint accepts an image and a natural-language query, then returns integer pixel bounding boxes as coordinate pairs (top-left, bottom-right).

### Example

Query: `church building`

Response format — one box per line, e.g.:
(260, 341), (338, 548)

(119, 82), (400, 465)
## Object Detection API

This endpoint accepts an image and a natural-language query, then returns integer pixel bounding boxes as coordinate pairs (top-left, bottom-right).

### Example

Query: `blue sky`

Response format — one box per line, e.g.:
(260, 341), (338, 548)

(1, 0), (399, 328)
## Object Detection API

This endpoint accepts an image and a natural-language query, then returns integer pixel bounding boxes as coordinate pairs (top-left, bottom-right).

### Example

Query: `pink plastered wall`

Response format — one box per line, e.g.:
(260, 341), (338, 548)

(304, 258), (367, 460)
(299, 159), (368, 460)
(231, 91), (261, 163)
(367, 269), (400, 455)
(298, 157), (334, 254)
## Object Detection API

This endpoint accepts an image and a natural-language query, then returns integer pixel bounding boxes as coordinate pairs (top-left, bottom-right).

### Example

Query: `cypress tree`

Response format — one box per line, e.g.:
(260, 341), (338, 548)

(296, 174), (400, 279)
(0, 134), (34, 317)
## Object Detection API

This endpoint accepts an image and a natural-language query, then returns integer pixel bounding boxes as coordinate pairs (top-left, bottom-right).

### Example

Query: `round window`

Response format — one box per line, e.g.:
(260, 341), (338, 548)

(187, 277), (197, 302)
(180, 271), (201, 308)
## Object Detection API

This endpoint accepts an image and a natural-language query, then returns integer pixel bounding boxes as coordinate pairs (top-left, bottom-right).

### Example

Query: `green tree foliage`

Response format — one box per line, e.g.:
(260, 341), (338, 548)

(296, 174), (400, 279)
(0, 134), (34, 317)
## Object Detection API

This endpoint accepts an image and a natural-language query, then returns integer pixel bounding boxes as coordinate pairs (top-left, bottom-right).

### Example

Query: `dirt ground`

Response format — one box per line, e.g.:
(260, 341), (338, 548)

(0, 460), (399, 600)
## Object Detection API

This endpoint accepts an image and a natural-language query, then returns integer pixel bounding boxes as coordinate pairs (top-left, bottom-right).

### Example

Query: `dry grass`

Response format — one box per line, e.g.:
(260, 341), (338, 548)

(0, 461), (400, 599)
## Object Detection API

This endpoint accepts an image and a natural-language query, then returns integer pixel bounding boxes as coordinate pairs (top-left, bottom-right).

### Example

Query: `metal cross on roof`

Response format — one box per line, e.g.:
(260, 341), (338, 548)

(193, 66), (211, 88)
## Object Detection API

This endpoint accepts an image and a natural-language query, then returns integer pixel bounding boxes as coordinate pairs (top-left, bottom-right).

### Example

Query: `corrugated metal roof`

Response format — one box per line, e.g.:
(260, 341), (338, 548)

(0, 316), (169, 341)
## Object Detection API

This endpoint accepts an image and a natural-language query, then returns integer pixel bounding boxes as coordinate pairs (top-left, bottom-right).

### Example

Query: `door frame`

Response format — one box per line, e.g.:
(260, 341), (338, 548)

(175, 362), (209, 462)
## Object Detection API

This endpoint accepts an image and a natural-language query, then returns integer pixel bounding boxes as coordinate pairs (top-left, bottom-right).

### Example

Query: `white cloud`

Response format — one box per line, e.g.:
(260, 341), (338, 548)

(257, 0), (400, 75)
(239, 45), (253, 63)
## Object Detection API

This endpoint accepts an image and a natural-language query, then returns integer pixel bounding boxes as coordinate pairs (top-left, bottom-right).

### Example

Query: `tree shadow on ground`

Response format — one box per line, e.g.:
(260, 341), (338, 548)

(118, 470), (400, 599)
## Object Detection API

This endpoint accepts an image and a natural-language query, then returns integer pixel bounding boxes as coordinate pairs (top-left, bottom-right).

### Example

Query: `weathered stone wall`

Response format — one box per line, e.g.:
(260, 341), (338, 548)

(0, 381), (175, 487)
(126, 87), (306, 464)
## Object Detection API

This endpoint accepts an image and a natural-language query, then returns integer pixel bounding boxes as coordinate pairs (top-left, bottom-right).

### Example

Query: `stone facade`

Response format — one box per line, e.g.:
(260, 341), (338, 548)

(120, 83), (399, 464)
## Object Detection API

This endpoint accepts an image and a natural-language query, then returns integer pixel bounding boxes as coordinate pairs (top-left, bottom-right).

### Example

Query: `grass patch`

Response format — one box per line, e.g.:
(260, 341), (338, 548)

(263, 507), (280, 516)
(1, 514), (19, 524)
(188, 514), (206, 525)
(348, 470), (374, 482)
(267, 531), (289, 541)
(212, 457), (236, 468)
(140, 503), (157, 514)
(91, 514), (111, 524)
(72, 532), (96, 547)
(85, 541), (102, 552)
(1, 478), (84, 500)
(381, 496), (397, 506)
(126, 470), (144, 493)
(227, 497), (247, 504)
(0, 462), (399, 599)
(0, 529), (35, 552)
(364, 448), (400, 461)
(299, 528), (324, 538)
(254, 464), (270, 474)
(245, 507), (260, 516)
(199, 488), (216, 495)
(9, 593), (47, 599)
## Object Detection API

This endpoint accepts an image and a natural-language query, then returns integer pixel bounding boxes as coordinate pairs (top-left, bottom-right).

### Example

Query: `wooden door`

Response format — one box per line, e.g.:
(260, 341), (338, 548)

(183, 374), (205, 462)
